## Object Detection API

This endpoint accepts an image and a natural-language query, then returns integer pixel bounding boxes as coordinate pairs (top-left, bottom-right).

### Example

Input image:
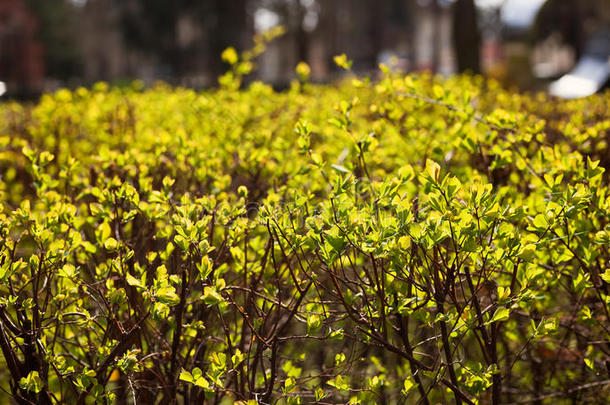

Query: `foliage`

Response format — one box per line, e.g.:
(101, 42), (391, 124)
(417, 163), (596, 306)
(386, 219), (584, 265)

(0, 53), (609, 404)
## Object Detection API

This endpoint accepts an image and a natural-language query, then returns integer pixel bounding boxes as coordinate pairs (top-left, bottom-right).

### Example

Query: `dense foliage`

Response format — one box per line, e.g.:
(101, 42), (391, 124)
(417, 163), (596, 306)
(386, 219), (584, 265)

(0, 50), (609, 404)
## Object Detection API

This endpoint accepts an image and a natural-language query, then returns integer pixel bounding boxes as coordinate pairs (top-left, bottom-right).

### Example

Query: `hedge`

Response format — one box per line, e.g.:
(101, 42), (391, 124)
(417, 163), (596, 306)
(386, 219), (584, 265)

(0, 50), (609, 404)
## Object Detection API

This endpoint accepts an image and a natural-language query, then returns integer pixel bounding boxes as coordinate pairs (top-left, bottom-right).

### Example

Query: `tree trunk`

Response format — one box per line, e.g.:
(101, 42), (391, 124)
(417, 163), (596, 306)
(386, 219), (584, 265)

(208, 0), (249, 78)
(295, 0), (309, 63)
(367, 0), (385, 70)
(431, 0), (441, 73)
(452, 0), (481, 74)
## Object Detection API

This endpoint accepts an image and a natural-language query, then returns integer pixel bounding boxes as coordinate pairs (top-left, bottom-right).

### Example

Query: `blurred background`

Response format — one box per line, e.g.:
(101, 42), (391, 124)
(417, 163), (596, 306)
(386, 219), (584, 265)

(0, 0), (609, 99)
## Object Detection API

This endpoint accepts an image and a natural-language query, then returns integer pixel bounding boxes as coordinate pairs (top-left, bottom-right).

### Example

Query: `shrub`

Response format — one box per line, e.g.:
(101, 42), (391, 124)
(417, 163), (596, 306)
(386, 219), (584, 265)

(0, 56), (609, 404)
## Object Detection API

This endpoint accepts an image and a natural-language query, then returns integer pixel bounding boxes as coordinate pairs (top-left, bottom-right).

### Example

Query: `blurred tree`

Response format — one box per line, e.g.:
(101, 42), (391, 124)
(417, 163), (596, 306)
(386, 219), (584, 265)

(117, 0), (249, 79)
(0, 0), (44, 96)
(432, 0), (441, 73)
(452, 0), (481, 73)
(256, 0), (310, 63)
(366, 0), (385, 69)
(207, 0), (249, 76)
(25, 0), (81, 80)
(400, 0), (417, 68)
(117, 0), (185, 77)
(294, 0), (309, 63)
(315, 0), (336, 68)
(534, 0), (585, 59)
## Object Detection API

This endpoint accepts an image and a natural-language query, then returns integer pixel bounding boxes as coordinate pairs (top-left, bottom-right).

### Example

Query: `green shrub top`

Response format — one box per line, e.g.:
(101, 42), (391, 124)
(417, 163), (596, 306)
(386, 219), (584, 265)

(0, 54), (609, 404)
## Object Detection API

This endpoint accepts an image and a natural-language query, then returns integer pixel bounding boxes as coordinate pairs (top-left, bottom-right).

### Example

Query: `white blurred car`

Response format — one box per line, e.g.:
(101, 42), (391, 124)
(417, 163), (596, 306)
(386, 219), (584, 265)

(549, 29), (610, 99)
(0, 81), (5, 97)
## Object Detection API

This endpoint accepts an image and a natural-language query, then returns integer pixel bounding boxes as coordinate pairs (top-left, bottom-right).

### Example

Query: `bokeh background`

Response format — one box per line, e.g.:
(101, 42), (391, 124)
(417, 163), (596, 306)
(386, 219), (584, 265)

(0, 0), (609, 99)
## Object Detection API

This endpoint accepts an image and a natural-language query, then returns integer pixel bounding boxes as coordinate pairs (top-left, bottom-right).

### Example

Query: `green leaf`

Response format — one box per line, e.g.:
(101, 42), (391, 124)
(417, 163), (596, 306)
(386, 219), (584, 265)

(97, 222), (112, 244)
(402, 377), (416, 395)
(433, 84), (445, 100)
(180, 368), (210, 389)
(307, 314), (322, 333)
(232, 349), (245, 367)
(203, 286), (223, 306)
(197, 257), (213, 281)
(155, 286), (180, 306)
(19, 371), (43, 394)
(517, 244), (537, 262)
(325, 233), (346, 253)
(104, 237), (118, 251)
(221, 47), (238, 65)
(584, 358), (594, 370)
(331, 164), (350, 174)
(425, 159), (441, 183)
(327, 375), (349, 390)
(179, 369), (193, 383)
(284, 377), (297, 393)
(489, 307), (510, 324)
(126, 273), (144, 289)
(194, 377), (210, 389)
(315, 387), (326, 401)
(328, 117), (345, 130)
(333, 54), (352, 70)
(532, 214), (547, 229)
